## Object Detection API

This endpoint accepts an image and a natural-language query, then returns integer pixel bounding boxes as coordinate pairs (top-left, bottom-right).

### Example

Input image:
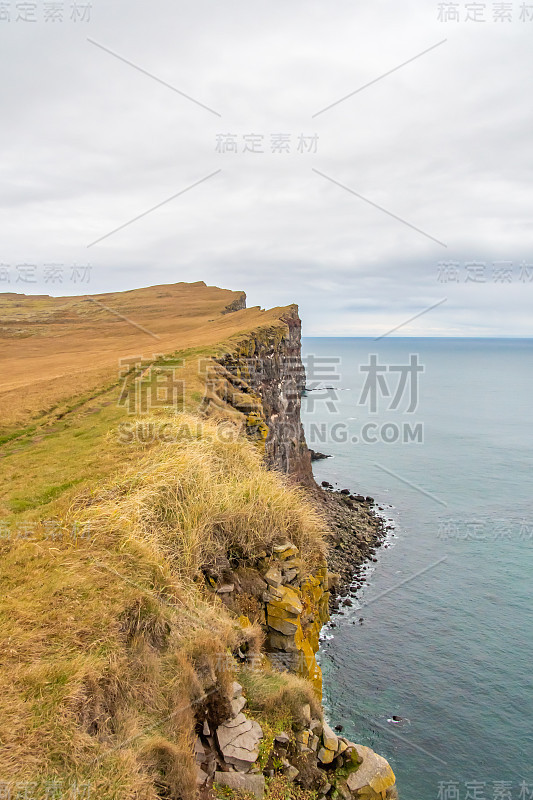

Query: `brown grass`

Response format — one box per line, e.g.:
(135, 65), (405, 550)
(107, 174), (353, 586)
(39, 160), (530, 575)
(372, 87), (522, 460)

(71, 414), (327, 579)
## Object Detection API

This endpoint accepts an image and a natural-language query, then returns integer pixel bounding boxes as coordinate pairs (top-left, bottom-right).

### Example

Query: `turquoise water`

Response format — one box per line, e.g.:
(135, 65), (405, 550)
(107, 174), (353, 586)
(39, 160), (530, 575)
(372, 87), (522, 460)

(301, 338), (533, 800)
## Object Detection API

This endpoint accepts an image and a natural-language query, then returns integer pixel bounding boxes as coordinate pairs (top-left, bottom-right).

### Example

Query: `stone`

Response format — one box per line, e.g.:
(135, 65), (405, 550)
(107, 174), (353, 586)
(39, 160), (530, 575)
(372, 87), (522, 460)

(346, 744), (396, 796)
(301, 703), (312, 725)
(296, 730), (310, 746)
(264, 566), (283, 588)
(275, 732), (290, 746)
(230, 695), (247, 717)
(285, 765), (299, 781)
(310, 718), (323, 734)
(217, 716), (252, 749)
(217, 717), (263, 767)
(203, 720), (210, 736)
(335, 781), (352, 800)
(194, 736), (205, 761)
(318, 746), (335, 764)
(214, 771), (265, 799)
(283, 568), (299, 583)
(266, 615), (299, 636)
(231, 682), (243, 698)
(217, 583), (234, 594)
(273, 542), (299, 560)
(336, 739), (349, 756)
(322, 721), (339, 752)
(196, 767), (209, 786)
(310, 735), (319, 752)
(268, 585), (303, 616)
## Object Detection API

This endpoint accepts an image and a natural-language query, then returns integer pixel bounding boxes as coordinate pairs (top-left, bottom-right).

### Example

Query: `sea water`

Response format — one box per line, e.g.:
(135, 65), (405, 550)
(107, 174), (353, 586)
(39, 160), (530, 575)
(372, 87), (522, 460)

(301, 338), (533, 800)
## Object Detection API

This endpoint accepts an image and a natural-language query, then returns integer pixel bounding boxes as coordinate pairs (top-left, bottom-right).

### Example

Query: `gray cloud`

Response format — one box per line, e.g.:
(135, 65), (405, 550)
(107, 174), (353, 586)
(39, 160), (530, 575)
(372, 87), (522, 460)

(0, 0), (532, 335)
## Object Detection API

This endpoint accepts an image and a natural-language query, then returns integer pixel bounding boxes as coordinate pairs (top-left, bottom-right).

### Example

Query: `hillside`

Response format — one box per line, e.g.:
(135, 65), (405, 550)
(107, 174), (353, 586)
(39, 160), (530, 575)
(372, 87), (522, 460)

(0, 283), (397, 800)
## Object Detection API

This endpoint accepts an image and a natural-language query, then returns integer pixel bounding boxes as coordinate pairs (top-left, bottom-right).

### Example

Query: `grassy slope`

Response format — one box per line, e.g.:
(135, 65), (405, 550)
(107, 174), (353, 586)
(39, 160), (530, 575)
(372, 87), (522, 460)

(0, 284), (325, 800)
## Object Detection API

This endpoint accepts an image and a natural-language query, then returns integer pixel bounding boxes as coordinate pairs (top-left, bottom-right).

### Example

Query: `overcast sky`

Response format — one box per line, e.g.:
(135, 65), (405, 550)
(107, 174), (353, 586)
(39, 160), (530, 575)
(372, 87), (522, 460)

(1, 0), (532, 335)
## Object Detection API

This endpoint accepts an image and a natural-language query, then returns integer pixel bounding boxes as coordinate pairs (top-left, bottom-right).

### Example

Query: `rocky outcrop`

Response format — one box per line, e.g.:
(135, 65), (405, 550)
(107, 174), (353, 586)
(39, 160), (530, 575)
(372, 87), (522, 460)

(202, 305), (398, 799)
(212, 305), (313, 484)
(221, 293), (247, 314)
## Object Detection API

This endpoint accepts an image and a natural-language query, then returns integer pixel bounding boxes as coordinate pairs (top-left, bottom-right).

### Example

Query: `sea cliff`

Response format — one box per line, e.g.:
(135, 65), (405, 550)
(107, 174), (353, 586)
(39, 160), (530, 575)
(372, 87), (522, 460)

(0, 284), (397, 800)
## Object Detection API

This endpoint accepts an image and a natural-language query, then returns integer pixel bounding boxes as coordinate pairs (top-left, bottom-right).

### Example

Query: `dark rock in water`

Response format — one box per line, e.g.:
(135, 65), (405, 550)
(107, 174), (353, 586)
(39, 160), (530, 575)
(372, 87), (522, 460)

(366, 496), (375, 504)
(372, 558), (378, 563)
(321, 480), (333, 488)
(342, 598), (353, 607)
(310, 450), (332, 461)
(340, 489), (351, 495)
(334, 724), (344, 732)
(352, 495), (365, 502)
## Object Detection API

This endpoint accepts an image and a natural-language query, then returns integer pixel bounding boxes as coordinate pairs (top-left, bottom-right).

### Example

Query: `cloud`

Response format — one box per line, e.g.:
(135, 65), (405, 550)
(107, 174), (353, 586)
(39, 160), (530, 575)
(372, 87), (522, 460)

(0, 0), (532, 335)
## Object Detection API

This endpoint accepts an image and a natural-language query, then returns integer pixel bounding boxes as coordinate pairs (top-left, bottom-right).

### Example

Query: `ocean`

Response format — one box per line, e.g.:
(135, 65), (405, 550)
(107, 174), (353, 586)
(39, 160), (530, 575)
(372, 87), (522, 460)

(301, 338), (533, 800)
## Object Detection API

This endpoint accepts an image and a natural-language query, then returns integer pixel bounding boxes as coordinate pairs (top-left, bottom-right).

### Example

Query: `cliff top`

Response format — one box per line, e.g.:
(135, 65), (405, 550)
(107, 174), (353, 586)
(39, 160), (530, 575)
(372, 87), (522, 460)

(0, 281), (298, 433)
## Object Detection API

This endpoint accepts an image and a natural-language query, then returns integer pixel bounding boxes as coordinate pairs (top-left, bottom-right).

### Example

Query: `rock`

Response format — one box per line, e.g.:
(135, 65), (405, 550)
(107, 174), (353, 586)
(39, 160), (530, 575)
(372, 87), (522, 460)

(203, 720), (211, 736)
(322, 721), (339, 751)
(285, 765), (300, 781)
(232, 682), (243, 698)
(318, 746), (335, 764)
(336, 739), (349, 756)
(340, 489), (350, 495)
(310, 450), (331, 461)
(218, 716), (263, 767)
(334, 723), (344, 732)
(275, 731), (290, 746)
(268, 585), (303, 616)
(346, 744), (396, 797)
(194, 736), (205, 762)
(230, 695), (247, 717)
(273, 541), (298, 557)
(310, 735), (319, 752)
(216, 583), (234, 594)
(296, 730), (310, 747)
(310, 718), (323, 734)
(301, 703), (312, 725)
(196, 767), (209, 786)
(214, 771), (265, 799)
(264, 566), (283, 588)
(217, 716), (253, 750)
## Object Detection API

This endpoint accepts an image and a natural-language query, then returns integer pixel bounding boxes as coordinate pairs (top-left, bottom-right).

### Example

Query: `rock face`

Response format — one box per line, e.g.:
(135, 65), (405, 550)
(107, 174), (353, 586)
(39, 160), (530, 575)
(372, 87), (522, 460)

(221, 292), (247, 314)
(213, 305), (313, 484)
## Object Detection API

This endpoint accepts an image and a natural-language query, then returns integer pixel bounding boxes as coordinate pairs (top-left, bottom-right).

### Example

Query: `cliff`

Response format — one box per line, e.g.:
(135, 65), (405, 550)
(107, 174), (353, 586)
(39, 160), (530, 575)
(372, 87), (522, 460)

(210, 305), (313, 484)
(0, 284), (397, 800)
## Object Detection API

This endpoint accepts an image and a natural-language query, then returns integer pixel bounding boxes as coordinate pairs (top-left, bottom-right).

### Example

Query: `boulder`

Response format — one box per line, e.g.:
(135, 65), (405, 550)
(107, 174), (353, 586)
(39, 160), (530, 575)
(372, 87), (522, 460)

(318, 746), (336, 764)
(214, 771), (265, 799)
(264, 566), (283, 588)
(322, 721), (339, 752)
(230, 695), (247, 717)
(217, 716), (263, 768)
(346, 744), (396, 797)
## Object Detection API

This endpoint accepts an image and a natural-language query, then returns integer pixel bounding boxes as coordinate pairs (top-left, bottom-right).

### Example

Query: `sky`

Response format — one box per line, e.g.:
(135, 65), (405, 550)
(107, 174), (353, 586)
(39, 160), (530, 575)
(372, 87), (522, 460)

(1, 0), (532, 336)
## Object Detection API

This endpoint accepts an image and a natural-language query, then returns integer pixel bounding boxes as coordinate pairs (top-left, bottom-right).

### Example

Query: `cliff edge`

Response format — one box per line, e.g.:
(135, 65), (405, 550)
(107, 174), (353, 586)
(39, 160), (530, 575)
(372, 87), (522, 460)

(0, 283), (397, 800)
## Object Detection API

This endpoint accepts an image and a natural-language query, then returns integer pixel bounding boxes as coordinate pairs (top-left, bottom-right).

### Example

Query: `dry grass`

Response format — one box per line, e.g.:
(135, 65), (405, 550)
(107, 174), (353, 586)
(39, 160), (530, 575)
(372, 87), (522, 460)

(0, 283), (327, 799)
(0, 282), (289, 433)
(71, 414), (327, 579)
(0, 411), (326, 799)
